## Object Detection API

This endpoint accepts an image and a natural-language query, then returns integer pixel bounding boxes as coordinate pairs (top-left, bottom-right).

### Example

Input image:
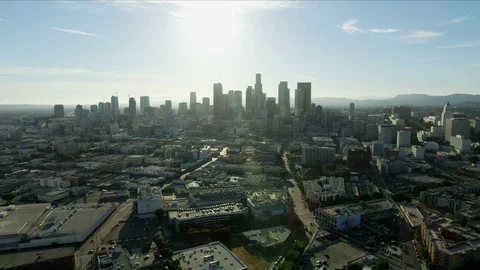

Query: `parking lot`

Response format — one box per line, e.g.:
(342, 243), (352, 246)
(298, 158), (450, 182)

(103, 217), (161, 251)
(305, 241), (367, 270)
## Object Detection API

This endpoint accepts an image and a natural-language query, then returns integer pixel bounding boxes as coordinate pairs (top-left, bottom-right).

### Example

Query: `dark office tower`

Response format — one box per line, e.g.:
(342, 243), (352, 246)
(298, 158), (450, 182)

(213, 83), (224, 117)
(223, 94), (229, 117)
(202, 97), (210, 107)
(202, 97), (210, 114)
(98, 102), (105, 116)
(297, 82), (311, 112)
(190, 92), (197, 113)
(111, 96), (119, 116)
(144, 106), (154, 118)
(228, 90), (235, 107)
(254, 73), (263, 112)
(129, 97), (137, 122)
(266, 97), (276, 118)
(124, 107), (129, 115)
(165, 100), (172, 113)
(105, 102), (111, 116)
(90, 105), (98, 114)
(234, 90), (242, 108)
(54, 104), (64, 118)
(349, 103), (355, 118)
(75, 105), (83, 120)
(178, 102), (188, 114)
(278, 81), (290, 117)
(246, 86), (254, 114)
(140, 96), (150, 115)
(295, 89), (305, 115)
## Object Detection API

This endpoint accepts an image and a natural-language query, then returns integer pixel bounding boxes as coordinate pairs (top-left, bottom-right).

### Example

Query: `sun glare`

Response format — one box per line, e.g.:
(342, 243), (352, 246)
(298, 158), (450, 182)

(179, 3), (242, 53)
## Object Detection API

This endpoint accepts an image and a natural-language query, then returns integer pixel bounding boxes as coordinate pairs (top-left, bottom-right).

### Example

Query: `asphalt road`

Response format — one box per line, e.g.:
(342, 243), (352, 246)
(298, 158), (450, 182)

(75, 201), (133, 270)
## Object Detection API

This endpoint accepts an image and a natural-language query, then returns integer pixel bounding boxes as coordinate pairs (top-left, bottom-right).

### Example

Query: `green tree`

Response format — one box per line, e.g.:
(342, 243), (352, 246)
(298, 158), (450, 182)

(468, 156), (480, 164)
(360, 194), (373, 202)
(280, 261), (296, 270)
(155, 209), (165, 219)
(347, 263), (363, 270)
(285, 250), (301, 262)
(372, 192), (384, 199)
(372, 260), (389, 270)
(1, 193), (15, 202)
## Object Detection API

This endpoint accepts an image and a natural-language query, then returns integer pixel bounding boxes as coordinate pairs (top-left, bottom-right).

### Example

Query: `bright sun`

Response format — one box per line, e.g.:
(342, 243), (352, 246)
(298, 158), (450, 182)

(179, 3), (242, 53)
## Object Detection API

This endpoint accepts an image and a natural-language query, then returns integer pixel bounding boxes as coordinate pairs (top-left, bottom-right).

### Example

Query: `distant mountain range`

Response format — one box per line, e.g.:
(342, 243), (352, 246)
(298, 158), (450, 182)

(312, 94), (480, 108)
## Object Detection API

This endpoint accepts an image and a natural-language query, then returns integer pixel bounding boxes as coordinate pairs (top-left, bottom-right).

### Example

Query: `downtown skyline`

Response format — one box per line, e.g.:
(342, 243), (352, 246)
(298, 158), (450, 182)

(1, 1), (480, 104)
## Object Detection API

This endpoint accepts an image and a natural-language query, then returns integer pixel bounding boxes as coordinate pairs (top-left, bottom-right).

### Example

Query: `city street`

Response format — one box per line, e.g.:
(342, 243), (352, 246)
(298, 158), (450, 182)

(75, 201), (133, 270)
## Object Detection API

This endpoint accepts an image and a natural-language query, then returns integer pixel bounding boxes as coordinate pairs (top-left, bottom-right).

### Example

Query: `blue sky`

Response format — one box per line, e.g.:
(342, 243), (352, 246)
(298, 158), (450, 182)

(0, 1), (479, 105)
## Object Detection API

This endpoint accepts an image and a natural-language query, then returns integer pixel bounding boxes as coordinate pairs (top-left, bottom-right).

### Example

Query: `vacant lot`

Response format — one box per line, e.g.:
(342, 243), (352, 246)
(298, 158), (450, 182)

(226, 237), (279, 270)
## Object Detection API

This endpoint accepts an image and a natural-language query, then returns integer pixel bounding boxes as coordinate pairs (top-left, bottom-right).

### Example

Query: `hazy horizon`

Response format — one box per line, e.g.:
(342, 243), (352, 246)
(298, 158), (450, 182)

(1, 1), (479, 104)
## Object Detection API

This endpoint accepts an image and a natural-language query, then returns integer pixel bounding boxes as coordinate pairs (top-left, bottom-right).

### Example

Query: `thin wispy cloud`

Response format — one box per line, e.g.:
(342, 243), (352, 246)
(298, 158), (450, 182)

(436, 40), (480, 49)
(297, 74), (316, 81)
(467, 63), (480, 67)
(341, 20), (399, 35)
(0, 18), (7, 22)
(50, 27), (107, 38)
(341, 20), (366, 35)
(440, 15), (475, 26)
(397, 30), (444, 44)
(0, 66), (92, 76)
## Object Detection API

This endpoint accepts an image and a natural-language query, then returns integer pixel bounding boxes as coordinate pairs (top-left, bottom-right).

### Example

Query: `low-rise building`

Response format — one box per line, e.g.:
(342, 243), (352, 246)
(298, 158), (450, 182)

(0, 247), (75, 270)
(376, 158), (408, 175)
(422, 216), (480, 270)
(137, 186), (163, 218)
(247, 190), (288, 219)
(37, 188), (70, 202)
(189, 184), (246, 207)
(303, 176), (345, 202)
(0, 203), (116, 252)
(315, 199), (393, 231)
(399, 205), (424, 228)
(449, 135), (472, 153)
(173, 241), (247, 270)
(412, 145), (425, 160)
(168, 203), (247, 232)
(241, 226), (291, 250)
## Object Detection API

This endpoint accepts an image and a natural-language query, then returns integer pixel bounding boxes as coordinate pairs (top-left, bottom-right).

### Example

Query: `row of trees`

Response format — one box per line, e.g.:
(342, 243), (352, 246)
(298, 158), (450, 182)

(279, 241), (306, 270)
(151, 233), (181, 270)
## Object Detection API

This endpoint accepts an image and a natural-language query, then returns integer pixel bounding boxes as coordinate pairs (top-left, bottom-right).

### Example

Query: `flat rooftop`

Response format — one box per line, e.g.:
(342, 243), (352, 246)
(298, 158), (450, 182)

(0, 203), (116, 241)
(400, 205), (424, 227)
(0, 246), (74, 269)
(168, 203), (245, 221)
(0, 203), (51, 237)
(173, 241), (247, 270)
(320, 199), (392, 218)
(310, 241), (367, 270)
(242, 226), (291, 248)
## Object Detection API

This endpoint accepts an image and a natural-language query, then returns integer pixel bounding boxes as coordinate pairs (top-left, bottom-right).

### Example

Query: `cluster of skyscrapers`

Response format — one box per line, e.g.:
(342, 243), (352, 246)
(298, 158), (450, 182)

(52, 73), (315, 129)
(213, 73), (312, 119)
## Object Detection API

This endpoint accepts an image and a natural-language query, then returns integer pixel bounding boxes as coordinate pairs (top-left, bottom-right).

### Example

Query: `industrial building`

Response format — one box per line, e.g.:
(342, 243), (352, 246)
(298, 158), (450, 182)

(303, 176), (345, 202)
(189, 184), (246, 207)
(247, 190), (288, 219)
(0, 246), (75, 270)
(315, 199), (393, 231)
(173, 241), (247, 270)
(0, 203), (116, 252)
(137, 186), (163, 218)
(168, 203), (247, 232)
